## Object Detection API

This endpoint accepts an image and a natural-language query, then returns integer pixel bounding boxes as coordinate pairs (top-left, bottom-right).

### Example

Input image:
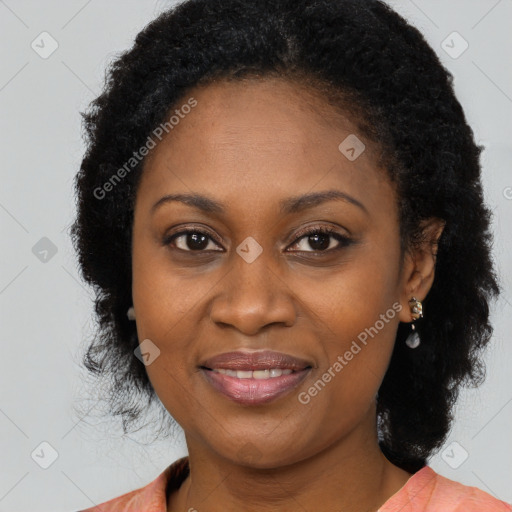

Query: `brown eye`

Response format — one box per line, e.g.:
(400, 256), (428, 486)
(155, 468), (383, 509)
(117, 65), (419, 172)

(163, 226), (352, 255)
(288, 226), (352, 253)
(164, 230), (223, 252)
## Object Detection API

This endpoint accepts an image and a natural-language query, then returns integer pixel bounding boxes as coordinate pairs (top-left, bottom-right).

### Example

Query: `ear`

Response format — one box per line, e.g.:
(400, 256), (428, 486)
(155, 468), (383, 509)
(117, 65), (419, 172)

(398, 217), (446, 324)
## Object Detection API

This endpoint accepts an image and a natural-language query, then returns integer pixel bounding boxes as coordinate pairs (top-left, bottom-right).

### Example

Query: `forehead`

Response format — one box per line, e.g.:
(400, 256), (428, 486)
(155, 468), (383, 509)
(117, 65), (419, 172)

(137, 77), (394, 217)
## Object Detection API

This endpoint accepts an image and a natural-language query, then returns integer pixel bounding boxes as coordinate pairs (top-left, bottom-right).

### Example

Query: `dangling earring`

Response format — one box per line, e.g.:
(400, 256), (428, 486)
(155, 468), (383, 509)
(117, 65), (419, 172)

(127, 306), (136, 321)
(405, 297), (423, 348)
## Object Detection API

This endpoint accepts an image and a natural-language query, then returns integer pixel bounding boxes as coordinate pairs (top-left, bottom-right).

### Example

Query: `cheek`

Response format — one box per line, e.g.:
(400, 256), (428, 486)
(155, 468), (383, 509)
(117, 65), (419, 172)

(293, 243), (401, 406)
(131, 230), (208, 339)
(138, 319), (201, 431)
(296, 288), (399, 441)
(131, 237), (207, 422)
(296, 245), (400, 350)
(132, 277), (203, 400)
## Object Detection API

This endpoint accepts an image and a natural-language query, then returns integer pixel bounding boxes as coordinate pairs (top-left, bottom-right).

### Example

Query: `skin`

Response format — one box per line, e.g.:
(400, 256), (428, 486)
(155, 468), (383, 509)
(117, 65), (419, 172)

(131, 77), (445, 512)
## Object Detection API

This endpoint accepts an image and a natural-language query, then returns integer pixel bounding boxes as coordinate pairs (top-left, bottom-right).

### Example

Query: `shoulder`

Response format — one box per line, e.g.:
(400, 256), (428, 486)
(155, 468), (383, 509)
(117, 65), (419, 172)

(380, 466), (511, 512)
(75, 456), (189, 512)
(427, 467), (511, 511)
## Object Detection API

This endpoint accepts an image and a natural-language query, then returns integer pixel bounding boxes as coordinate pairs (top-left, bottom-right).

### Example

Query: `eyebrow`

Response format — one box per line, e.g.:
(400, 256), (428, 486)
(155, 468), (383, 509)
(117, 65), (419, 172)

(151, 189), (368, 216)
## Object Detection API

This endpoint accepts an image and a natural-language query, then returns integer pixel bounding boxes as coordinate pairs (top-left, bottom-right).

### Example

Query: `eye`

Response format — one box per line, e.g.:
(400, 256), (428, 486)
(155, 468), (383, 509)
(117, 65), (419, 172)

(163, 225), (352, 254)
(163, 229), (223, 252)
(287, 225), (352, 253)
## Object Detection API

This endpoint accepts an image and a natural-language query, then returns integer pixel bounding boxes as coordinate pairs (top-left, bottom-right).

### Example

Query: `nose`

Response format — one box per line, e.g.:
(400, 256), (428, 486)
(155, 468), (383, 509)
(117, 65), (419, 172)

(209, 248), (297, 335)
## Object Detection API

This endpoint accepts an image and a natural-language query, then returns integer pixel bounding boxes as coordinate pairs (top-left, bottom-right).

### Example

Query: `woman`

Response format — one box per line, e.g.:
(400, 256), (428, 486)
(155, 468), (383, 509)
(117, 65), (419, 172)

(71, 0), (511, 510)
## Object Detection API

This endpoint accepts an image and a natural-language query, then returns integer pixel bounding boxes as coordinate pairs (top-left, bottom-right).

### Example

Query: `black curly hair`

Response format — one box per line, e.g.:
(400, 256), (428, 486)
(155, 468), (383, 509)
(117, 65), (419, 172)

(70, 0), (500, 474)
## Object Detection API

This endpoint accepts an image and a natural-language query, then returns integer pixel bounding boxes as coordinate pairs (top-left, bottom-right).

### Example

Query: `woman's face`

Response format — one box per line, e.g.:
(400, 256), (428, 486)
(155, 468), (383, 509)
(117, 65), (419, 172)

(131, 77), (421, 468)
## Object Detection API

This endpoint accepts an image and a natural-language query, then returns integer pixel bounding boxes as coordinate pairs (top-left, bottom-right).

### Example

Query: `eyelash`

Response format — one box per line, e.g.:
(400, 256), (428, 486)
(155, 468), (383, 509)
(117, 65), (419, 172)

(163, 225), (353, 255)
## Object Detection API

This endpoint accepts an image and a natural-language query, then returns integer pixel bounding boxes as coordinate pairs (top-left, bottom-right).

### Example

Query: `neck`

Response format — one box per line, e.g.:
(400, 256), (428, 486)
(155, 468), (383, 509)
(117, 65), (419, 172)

(168, 408), (413, 512)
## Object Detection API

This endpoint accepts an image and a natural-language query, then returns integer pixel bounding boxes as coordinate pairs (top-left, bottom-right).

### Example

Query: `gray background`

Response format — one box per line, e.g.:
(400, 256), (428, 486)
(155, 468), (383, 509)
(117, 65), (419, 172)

(1, 1), (511, 510)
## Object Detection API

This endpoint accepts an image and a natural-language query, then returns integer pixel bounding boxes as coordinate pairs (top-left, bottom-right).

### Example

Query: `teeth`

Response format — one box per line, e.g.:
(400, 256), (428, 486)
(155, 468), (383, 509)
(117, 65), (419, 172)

(212, 368), (294, 379)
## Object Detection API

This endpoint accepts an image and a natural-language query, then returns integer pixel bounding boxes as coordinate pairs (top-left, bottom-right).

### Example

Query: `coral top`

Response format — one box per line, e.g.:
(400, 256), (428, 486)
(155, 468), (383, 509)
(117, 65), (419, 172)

(78, 456), (511, 511)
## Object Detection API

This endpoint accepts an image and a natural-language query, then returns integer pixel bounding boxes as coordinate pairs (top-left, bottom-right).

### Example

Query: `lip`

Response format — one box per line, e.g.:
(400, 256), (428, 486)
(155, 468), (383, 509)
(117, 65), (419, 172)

(199, 350), (313, 406)
(200, 349), (312, 371)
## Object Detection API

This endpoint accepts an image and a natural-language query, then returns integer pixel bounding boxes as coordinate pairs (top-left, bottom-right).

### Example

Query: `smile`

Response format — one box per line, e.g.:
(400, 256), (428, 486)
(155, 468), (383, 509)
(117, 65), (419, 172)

(199, 349), (313, 405)
(211, 368), (294, 378)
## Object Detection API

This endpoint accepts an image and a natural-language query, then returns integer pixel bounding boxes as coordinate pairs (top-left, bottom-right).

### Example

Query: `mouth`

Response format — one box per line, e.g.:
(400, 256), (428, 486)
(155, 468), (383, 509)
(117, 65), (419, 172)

(199, 350), (313, 406)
